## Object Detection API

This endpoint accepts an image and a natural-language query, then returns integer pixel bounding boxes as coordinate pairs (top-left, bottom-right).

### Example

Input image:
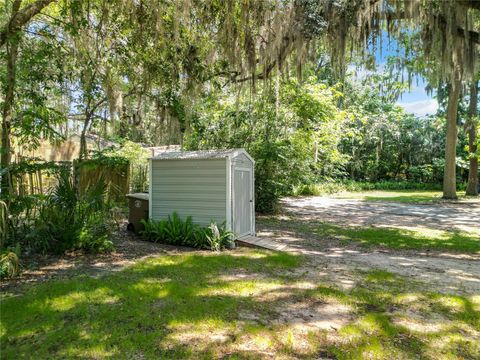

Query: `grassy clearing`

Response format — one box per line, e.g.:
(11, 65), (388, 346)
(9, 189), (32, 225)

(318, 223), (480, 253)
(1, 251), (299, 359)
(292, 181), (444, 197)
(331, 190), (480, 203)
(260, 217), (480, 253)
(1, 249), (479, 359)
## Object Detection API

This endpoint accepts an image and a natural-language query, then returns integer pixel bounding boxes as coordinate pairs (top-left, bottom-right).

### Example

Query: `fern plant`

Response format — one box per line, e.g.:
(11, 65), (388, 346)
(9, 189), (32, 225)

(140, 218), (167, 242)
(206, 222), (234, 251)
(0, 244), (20, 278)
(192, 226), (209, 249)
(164, 212), (184, 244)
(24, 173), (114, 254)
(141, 215), (235, 251)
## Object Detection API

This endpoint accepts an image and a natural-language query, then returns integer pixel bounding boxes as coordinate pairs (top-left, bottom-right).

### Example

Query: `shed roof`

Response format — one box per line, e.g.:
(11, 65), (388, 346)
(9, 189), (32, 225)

(151, 148), (254, 163)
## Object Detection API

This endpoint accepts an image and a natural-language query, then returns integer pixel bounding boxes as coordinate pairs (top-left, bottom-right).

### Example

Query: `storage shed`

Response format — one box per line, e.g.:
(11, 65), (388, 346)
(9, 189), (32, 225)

(149, 149), (255, 238)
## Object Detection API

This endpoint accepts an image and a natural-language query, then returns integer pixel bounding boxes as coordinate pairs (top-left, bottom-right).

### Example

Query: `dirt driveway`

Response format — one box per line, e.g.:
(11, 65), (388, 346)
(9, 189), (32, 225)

(281, 196), (480, 233)
(257, 197), (480, 295)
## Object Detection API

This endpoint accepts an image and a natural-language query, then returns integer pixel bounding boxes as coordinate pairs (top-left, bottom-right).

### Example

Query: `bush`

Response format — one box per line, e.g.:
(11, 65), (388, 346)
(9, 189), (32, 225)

(77, 214), (114, 253)
(141, 213), (234, 251)
(22, 172), (115, 254)
(0, 245), (20, 279)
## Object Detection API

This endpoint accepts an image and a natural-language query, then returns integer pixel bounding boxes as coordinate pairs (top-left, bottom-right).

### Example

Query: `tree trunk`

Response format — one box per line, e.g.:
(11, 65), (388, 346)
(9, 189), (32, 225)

(443, 79), (461, 199)
(466, 80), (478, 196)
(1, 33), (19, 197)
(79, 115), (90, 160)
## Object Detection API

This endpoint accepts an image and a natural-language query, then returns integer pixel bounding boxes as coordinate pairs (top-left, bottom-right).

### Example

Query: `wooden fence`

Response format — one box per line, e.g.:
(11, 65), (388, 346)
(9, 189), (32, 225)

(3, 159), (129, 203)
(74, 160), (130, 202)
(3, 160), (70, 197)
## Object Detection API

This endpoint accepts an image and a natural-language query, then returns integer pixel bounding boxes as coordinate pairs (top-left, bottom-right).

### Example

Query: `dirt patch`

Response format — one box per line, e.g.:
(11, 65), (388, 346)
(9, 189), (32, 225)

(282, 196), (480, 233)
(257, 213), (480, 295)
(0, 224), (197, 296)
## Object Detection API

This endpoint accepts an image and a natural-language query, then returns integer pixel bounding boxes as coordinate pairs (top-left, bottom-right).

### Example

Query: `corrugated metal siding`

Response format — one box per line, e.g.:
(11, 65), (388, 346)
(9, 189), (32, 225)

(151, 159), (227, 226)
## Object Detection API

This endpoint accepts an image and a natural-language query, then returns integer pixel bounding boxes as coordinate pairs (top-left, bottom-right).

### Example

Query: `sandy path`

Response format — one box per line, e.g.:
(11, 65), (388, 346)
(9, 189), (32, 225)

(281, 197), (480, 233)
(257, 226), (480, 294)
(257, 197), (480, 295)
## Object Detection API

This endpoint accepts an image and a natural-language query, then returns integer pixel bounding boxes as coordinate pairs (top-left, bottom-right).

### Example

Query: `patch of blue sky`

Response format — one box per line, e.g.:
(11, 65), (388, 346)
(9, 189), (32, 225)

(349, 31), (438, 117)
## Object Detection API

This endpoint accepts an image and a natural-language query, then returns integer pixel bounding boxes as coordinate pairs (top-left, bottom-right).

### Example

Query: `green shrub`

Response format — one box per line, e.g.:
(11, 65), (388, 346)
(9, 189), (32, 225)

(22, 173), (115, 254)
(192, 226), (210, 249)
(0, 245), (20, 279)
(141, 214), (234, 251)
(206, 222), (234, 251)
(164, 213), (189, 245)
(77, 214), (114, 253)
(141, 218), (167, 242)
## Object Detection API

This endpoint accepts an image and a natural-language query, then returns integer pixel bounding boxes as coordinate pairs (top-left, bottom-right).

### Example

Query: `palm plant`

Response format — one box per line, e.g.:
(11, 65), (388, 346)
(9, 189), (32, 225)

(26, 173), (113, 254)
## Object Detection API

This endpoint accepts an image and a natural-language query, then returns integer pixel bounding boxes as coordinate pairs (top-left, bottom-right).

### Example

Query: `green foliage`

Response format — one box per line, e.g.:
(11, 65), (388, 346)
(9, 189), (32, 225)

(89, 142), (149, 193)
(340, 78), (449, 183)
(293, 180), (445, 196)
(88, 149), (130, 167)
(186, 78), (346, 213)
(18, 173), (115, 254)
(2, 158), (71, 178)
(0, 201), (9, 249)
(6, 18), (70, 151)
(0, 245), (20, 279)
(206, 223), (235, 252)
(112, 141), (150, 192)
(77, 214), (114, 253)
(141, 214), (233, 251)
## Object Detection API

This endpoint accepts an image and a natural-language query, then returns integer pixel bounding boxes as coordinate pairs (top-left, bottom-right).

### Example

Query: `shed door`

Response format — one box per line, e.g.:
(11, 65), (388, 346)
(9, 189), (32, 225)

(233, 168), (252, 237)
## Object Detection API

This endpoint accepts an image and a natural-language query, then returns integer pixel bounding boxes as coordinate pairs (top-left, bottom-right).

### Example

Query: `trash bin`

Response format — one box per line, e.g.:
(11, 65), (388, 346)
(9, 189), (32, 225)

(126, 193), (149, 234)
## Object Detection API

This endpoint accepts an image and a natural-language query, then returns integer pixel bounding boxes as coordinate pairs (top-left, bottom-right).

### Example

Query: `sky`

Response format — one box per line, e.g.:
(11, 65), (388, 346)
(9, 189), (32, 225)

(396, 78), (439, 117)
(352, 32), (439, 117)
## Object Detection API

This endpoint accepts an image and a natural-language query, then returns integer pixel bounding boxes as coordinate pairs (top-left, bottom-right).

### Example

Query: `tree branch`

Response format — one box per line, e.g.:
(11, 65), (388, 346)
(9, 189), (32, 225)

(0, 0), (56, 47)
(381, 11), (480, 45)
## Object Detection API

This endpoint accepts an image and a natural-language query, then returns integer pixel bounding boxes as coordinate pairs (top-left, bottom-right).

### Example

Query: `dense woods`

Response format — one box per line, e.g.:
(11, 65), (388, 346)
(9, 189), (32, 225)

(1, 0), (479, 262)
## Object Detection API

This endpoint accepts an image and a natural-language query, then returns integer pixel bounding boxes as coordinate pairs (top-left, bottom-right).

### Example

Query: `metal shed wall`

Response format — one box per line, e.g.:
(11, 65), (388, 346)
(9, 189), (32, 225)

(150, 158), (227, 226)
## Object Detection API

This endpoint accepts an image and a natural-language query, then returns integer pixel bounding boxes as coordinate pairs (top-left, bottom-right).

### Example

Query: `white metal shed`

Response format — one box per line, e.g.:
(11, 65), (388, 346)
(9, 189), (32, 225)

(149, 149), (255, 238)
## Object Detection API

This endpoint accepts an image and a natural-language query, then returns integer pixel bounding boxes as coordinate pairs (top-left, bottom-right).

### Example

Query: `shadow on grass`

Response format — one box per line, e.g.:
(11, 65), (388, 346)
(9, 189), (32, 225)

(259, 216), (480, 253)
(0, 252), (302, 359)
(318, 224), (480, 253)
(1, 252), (479, 359)
(309, 270), (479, 359)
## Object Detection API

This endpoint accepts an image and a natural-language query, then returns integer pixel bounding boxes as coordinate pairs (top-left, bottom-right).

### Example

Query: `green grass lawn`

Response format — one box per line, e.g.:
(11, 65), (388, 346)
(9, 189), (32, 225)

(333, 190), (478, 203)
(1, 250), (479, 359)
